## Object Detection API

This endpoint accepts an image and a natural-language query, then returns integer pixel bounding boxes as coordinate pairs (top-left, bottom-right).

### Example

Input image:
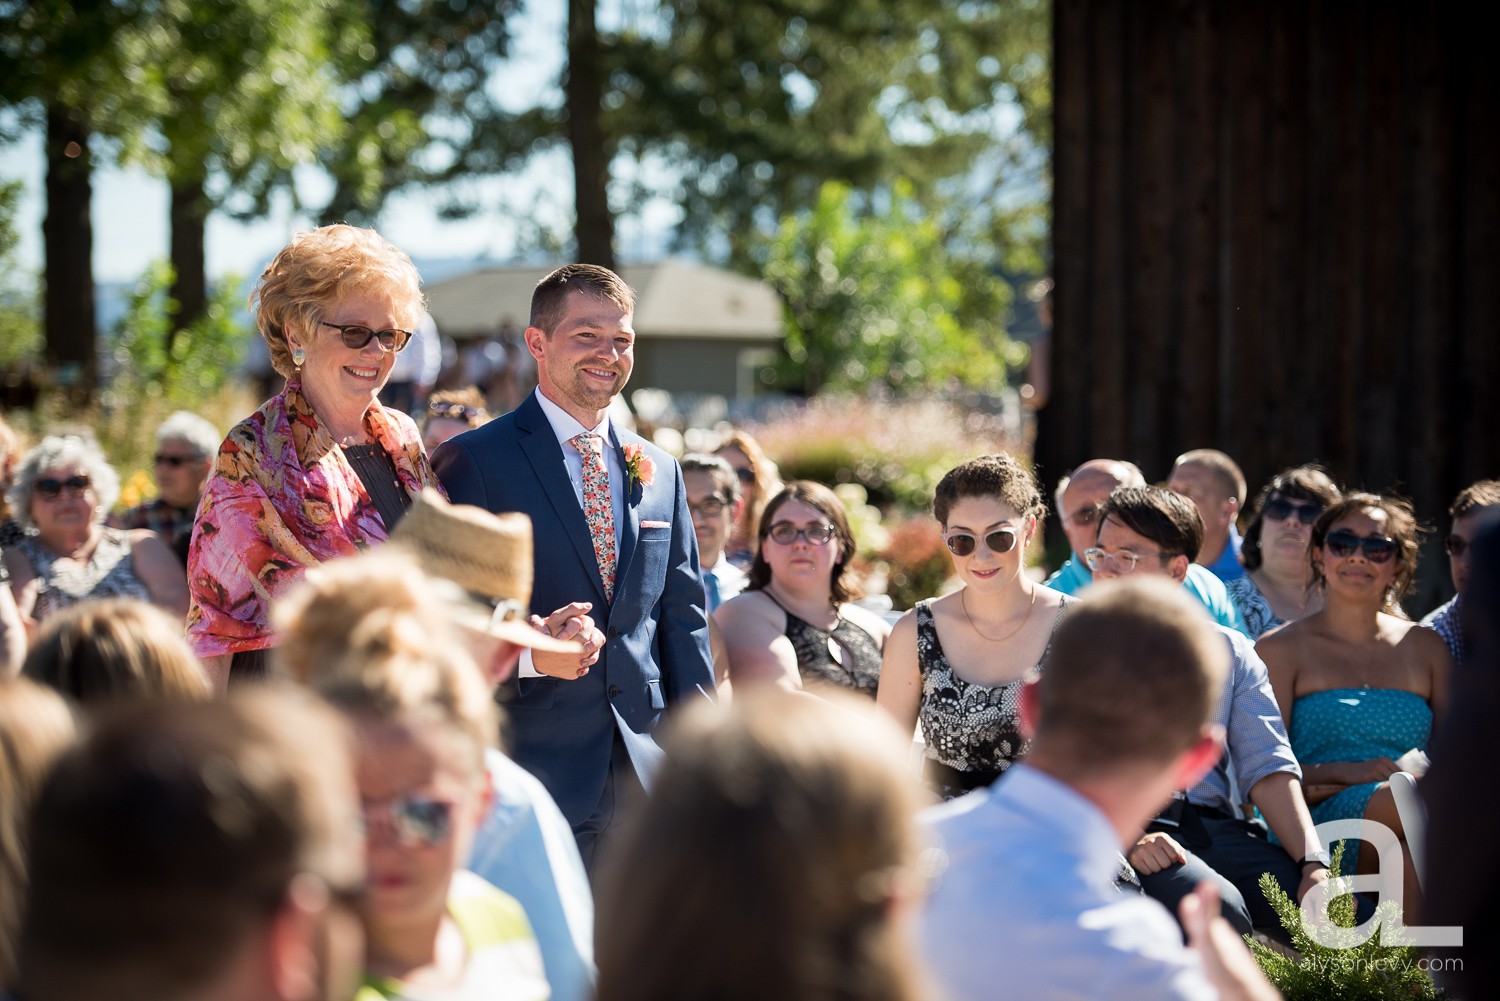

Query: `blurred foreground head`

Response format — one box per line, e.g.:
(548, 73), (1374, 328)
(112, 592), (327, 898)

(594, 688), (931, 1001)
(16, 686), (365, 1001)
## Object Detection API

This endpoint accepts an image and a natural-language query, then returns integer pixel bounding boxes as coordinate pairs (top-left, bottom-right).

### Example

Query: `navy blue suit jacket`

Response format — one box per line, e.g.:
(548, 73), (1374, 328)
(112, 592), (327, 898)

(431, 392), (715, 827)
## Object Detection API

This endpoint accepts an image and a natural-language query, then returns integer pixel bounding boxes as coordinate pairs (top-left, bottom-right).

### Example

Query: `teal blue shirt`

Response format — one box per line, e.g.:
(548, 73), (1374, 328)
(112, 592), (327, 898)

(1045, 553), (1250, 636)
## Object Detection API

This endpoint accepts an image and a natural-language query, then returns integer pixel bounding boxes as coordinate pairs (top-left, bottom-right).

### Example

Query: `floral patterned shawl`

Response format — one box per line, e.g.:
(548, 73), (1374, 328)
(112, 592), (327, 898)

(186, 381), (442, 658)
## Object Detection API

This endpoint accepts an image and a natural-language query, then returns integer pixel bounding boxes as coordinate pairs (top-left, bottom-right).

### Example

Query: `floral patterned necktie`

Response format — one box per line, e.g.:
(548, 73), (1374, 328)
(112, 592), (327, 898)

(570, 432), (616, 600)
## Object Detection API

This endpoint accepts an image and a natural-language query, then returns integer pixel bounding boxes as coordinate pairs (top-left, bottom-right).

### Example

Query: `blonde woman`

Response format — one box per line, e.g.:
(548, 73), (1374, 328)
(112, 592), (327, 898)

(275, 549), (550, 1000)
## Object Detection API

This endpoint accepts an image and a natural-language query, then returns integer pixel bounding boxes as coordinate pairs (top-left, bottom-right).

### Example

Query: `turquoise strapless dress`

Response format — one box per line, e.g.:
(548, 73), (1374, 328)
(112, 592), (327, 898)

(1290, 688), (1433, 826)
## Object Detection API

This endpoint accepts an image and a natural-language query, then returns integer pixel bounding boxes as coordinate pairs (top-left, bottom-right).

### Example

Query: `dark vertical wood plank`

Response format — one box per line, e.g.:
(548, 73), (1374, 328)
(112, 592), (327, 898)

(1087, 0), (1131, 462)
(1125, 0), (1177, 474)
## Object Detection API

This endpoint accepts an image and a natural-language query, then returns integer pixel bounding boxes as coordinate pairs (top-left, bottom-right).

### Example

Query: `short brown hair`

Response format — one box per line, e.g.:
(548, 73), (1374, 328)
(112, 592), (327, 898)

(748, 481), (862, 604)
(1452, 479), (1500, 520)
(595, 688), (928, 1001)
(1172, 449), (1247, 506)
(680, 452), (740, 502)
(1097, 485), (1205, 561)
(18, 685), (361, 1000)
(252, 224), (425, 379)
(1033, 576), (1227, 775)
(529, 263), (635, 334)
(422, 386), (491, 434)
(22, 599), (211, 708)
(932, 452), (1046, 526)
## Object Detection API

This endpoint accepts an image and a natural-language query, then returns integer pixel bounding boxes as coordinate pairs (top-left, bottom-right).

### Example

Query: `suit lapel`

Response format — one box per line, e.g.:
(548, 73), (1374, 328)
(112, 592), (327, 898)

(611, 427), (641, 592)
(515, 395), (609, 604)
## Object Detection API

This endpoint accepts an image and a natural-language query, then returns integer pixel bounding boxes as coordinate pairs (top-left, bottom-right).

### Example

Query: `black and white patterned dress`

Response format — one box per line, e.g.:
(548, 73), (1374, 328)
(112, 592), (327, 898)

(917, 595), (1073, 800)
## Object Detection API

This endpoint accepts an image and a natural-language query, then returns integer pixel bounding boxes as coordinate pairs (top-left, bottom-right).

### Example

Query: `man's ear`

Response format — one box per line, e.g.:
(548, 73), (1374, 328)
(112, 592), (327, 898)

(731, 496), (746, 522)
(267, 874), (330, 1001)
(524, 325), (548, 361)
(1167, 553), (1192, 584)
(1019, 676), (1042, 742)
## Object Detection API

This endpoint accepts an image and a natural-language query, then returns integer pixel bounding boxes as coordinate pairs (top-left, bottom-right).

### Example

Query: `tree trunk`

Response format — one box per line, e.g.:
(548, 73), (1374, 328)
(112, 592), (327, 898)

(42, 101), (97, 397)
(566, 0), (615, 270)
(169, 170), (210, 349)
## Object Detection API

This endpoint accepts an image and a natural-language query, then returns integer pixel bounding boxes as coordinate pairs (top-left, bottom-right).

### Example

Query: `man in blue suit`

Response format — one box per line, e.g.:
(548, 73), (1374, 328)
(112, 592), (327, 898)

(433, 263), (715, 870)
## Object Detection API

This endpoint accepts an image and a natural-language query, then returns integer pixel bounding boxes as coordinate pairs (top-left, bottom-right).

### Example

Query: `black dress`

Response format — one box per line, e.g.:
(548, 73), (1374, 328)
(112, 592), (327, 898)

(762, 592), (884, 698)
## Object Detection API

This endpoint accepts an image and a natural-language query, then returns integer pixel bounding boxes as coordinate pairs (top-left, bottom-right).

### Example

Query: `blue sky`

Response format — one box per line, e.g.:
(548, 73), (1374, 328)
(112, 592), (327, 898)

(0, 2), (683, 286)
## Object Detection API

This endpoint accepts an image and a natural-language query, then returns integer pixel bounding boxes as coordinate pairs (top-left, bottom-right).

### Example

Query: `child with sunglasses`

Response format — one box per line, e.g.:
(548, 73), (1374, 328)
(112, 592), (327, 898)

(876, 454), (1072, 801)
(276, 550), (551, 1001)
(1257, 492), (1452, 926)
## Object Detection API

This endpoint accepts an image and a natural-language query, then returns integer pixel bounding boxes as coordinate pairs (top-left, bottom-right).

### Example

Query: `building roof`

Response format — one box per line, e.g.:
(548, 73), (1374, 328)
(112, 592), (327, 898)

(424, 260), (784, 342)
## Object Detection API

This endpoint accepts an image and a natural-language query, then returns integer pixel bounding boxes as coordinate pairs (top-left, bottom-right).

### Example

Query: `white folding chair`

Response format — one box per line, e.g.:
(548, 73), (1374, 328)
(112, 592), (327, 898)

(1387, 770), (1427, 889)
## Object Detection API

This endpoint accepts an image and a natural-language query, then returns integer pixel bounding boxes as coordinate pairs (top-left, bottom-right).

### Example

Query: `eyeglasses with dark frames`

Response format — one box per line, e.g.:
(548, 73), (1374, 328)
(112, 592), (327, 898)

(943, 528), (1020, 558)
(689, 496), (729, 518)
(34, 474), (92, 501)
(154, 453), (201, 468)
(1444, 535), (1472, 559)
(766, 521), (836, 546)
(319, 321), (414, 353)
(1322, 528), (1397, 564)
(1262, 495), (1324, 526)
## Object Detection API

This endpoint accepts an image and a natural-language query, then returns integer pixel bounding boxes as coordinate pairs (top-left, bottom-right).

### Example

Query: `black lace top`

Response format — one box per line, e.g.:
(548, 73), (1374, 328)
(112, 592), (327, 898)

(763, 592), (884, 698)
(917, 595), (1073, 799)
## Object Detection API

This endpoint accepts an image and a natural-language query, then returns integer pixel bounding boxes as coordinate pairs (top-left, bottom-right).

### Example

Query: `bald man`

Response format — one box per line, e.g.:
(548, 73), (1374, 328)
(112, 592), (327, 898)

(1046, 459), (1248, 635)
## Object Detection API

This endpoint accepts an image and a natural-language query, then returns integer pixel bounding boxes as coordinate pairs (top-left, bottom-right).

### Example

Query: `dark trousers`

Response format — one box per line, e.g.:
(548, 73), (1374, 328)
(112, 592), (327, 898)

(1141, 804), (1301, 942)
(573, 727), (645, 880)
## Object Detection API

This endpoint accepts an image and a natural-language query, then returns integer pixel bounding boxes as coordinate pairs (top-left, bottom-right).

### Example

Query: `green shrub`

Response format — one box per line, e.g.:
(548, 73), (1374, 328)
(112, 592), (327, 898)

(1249, 843), (1450, 1000)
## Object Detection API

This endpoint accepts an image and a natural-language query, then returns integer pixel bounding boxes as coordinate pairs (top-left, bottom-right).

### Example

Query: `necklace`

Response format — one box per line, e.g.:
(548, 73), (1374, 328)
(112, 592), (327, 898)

(960, 585), (1036, 643)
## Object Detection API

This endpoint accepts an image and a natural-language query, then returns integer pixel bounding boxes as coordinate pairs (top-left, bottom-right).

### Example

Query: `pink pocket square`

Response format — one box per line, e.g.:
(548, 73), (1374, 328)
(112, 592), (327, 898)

(641, 520), (671, 529)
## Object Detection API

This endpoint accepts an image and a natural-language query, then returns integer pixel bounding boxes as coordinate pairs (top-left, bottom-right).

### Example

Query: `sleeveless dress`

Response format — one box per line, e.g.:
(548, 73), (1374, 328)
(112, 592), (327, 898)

(1290, 687), (1433, 826)
(1226, 574), (1283, 640)
(762, 592), (884, 698)
(15, 527), (153, 624)
(917, 595), (1073, 800)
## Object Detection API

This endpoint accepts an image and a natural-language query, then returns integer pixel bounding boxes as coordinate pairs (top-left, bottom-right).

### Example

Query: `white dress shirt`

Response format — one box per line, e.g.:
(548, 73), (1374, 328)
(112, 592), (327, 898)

(918, 764), (1217, 1001)
(519, 389), (628, 677)
(702, 556), (747, 612)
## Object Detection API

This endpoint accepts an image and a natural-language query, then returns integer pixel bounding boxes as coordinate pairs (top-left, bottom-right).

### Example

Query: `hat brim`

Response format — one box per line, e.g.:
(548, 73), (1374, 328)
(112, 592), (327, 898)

(446, 602), (584, 653)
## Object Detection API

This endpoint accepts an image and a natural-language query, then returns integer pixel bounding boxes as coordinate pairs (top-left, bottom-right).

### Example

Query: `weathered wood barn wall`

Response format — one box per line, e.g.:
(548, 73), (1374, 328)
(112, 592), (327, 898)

(1037, 0), (1499, 610)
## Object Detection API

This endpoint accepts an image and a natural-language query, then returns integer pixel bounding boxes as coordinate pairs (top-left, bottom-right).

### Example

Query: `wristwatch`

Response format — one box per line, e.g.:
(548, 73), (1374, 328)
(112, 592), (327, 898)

(1301, 849), (1332, 871)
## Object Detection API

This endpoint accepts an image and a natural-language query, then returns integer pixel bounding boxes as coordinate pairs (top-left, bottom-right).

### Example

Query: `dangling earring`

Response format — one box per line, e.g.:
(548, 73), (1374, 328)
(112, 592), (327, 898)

(292, 345), (306, 370)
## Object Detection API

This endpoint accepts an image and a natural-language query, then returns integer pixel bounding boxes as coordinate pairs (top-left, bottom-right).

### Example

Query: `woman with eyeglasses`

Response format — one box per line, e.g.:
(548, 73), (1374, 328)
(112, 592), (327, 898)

(187, 224), (444, 691)
(276, 550), (551, 1001)
(1226, 465), (1343, 639)
(713, 428), (782, 571)
(876, 454), (1071, 800)
(1257, 492), (1451, 922)
(713, 480), (889, 698)
(3, 435), (188, 642)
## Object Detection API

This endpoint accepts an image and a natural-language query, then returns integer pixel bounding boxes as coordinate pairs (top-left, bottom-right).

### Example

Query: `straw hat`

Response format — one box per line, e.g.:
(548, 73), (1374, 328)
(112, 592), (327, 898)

(390, 488), (581, 652)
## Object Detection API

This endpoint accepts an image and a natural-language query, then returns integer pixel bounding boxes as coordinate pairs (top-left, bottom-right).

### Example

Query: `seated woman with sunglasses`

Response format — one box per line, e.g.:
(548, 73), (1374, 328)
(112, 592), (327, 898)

(713, 481), (889, 698)
(187, 224), (443, 691)
(1257, 493), (1451, 921)
(713, 428), (782, 571)
(276, 550), (551, 1001)
(3, 435), (188, 640)
(1226, 465), (1343, 639)
(877, 454), (1071, 800)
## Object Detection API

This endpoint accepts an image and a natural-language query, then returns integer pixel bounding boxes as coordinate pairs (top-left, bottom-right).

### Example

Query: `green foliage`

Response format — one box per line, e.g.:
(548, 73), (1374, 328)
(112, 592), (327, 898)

(765, 179), (1023, 395)
(0, 179), (41, 369)
(751, 393), (1021, 512)
(107, 261), (249, 408)
(1248, 843), (1450, 1000)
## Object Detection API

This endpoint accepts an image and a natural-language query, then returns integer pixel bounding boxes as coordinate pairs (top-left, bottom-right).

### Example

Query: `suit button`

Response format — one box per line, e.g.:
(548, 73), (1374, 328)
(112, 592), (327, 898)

(607, 627), (618, 638)
(609, 685), (621, 698)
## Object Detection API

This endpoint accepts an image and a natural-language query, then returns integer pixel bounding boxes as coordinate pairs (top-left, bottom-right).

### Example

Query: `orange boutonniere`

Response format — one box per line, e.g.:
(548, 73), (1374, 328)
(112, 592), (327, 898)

(623, 443), (656, 490)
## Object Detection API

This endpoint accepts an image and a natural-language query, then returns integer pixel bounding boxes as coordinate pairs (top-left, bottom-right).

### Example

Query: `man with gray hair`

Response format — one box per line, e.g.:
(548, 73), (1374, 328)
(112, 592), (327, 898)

(110, 410), (220, 566)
